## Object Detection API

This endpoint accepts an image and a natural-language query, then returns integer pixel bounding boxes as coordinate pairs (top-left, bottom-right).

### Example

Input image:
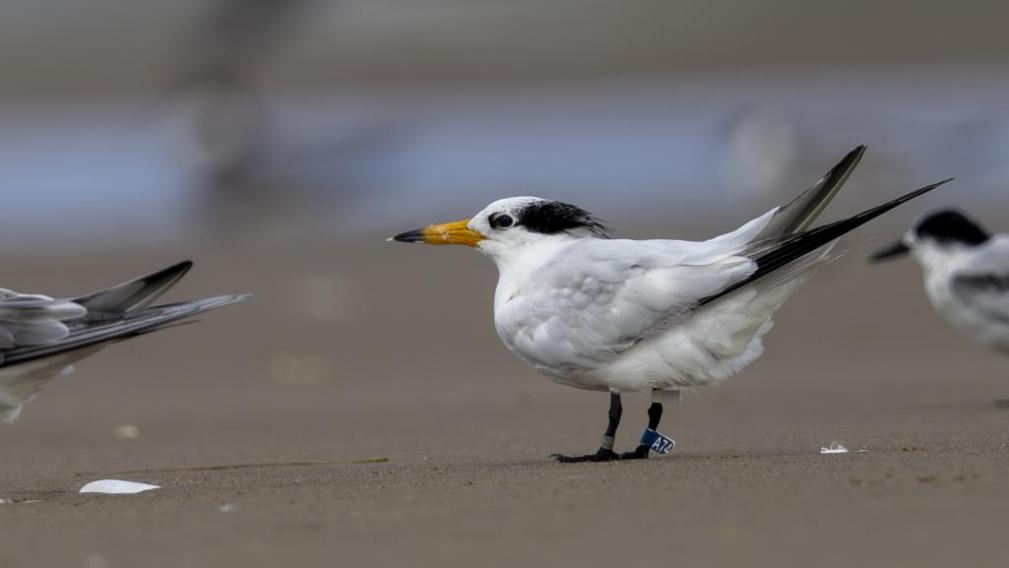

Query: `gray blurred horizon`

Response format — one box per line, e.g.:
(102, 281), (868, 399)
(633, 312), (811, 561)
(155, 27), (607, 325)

(6, 0), (1009, 97)
(2, 0), (1009, 249)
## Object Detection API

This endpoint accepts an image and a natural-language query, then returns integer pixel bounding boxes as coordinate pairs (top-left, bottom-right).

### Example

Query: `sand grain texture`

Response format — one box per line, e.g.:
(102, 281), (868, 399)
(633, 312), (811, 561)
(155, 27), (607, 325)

(2, 243), (1009, 567)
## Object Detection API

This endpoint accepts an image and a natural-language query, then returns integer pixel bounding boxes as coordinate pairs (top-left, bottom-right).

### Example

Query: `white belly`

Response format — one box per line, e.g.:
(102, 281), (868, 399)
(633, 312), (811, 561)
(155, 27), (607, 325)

(495, 280), (797, 392)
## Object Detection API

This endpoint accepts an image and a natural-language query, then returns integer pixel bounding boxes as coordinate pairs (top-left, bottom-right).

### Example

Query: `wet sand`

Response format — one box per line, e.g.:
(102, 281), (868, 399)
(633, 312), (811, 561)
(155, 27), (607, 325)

(2, 240), (1009, 567)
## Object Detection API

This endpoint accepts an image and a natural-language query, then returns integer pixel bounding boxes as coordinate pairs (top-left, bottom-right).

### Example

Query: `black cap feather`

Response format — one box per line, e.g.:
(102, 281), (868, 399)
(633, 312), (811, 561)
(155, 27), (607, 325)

(516, 201), (610, 237)
(914, 209), (989, 246)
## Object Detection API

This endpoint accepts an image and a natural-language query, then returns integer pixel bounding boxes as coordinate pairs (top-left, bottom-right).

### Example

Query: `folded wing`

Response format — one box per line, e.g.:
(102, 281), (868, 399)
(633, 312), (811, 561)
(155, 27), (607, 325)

(73, 260), (193, 316)
(0, 261), (249, 367)
(0, 290), (86, 349)
(500, 238), (757, 372)
(1, 295), (249, 367)
(949, 236), (1009, 326)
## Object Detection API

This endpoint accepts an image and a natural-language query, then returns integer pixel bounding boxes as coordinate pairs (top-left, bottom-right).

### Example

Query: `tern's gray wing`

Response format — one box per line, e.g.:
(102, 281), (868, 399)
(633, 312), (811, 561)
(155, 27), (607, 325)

(749, 145), (865, 243)
(73, 260), (193, 317)
(0, 260), (249, 368)
(0, 295), (249, 367)
(0, 290), (86, 349)
(950, 274), (1009, 325)
(949, 237), (1009, 325)
(0, 261), (195, 350)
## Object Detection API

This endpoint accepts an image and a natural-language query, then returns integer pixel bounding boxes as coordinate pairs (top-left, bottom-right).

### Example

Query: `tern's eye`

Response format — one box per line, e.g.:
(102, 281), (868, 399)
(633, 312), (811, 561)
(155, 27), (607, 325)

(489, 213), (514, 229)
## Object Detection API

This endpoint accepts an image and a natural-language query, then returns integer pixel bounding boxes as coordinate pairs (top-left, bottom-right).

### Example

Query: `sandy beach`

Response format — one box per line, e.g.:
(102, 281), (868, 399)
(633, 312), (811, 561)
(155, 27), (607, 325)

(1, 238), (1008, 567)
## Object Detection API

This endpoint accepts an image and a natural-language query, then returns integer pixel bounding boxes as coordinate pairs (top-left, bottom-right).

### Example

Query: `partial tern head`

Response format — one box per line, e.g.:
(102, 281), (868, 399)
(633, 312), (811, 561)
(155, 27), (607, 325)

(391, 197), (609, 258)
(870, 209), (990, 264)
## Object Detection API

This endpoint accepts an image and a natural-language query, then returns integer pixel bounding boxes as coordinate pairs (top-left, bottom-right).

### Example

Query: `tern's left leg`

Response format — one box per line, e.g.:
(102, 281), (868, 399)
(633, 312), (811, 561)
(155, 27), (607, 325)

(551, 391), (622, 463)
(621, 389), (678, 460)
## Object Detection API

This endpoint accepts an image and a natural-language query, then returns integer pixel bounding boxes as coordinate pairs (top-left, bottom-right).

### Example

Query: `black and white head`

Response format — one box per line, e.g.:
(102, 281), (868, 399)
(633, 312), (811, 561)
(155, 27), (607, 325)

(391, 197), (609, 257)
(870, 209), (990, 264)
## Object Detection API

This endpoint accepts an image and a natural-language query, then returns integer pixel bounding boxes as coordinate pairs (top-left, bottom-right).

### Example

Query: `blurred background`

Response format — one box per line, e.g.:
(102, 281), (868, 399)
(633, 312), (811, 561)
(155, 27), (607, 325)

(3, 0), (1009, 457)
(4, 0), (1009, 249)
(5, 0), (1009, 453)
(5, 2), (1009, 564)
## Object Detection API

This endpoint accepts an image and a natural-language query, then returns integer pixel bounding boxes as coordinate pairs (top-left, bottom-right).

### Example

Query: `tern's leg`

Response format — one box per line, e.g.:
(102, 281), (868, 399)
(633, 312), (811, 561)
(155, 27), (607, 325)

(551, 391), (622, 463)
(621, 389), (678, 460)
(620, 402), (662, 460)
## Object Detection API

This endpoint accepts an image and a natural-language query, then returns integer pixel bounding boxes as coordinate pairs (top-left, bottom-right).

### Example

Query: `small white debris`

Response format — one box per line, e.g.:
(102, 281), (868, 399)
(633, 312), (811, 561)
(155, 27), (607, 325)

(79, 480), (160, 494)
(113, 425), (141, 440)
(0, 498), (10, 504)
(820, 442), (849, 454)
(219, 503), (238, 514)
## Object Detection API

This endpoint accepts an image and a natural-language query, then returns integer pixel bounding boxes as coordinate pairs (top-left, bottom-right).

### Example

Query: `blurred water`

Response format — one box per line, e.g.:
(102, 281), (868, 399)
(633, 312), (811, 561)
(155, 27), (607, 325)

(2, 68), (1008, 249)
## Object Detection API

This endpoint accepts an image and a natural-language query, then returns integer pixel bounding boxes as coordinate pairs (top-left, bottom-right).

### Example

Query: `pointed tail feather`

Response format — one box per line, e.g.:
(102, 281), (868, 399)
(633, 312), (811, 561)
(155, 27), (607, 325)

(750, 145), (866, 243)
(701, 178), (953, 306)
(73, 261), (193, 317)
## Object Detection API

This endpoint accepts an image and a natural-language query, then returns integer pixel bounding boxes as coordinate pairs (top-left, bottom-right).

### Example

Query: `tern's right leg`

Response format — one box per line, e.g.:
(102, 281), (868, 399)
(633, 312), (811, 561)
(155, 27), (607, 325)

(551, 391), (622, 463)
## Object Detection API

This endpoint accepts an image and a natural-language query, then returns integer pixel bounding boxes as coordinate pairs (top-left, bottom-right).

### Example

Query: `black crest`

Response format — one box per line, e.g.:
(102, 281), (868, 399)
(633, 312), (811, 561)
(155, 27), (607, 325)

(914, 209), (989, 246)
(517, 201), (610, 237)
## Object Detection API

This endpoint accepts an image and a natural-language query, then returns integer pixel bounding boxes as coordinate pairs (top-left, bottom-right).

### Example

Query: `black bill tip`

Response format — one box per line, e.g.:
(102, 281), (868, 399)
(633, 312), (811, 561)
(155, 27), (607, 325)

(869, 240), (910, 263)
(389, 228), (426, 243)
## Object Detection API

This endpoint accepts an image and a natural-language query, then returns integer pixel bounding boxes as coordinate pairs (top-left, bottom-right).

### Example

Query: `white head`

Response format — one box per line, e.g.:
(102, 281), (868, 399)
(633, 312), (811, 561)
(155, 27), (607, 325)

(870, 209), (991, 271)
(391, 196), (609, 261)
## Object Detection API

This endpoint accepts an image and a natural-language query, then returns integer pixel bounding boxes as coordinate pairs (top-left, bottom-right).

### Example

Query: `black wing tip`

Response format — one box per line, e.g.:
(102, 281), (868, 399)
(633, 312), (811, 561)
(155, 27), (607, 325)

(141, 260), (194, 283)
(703, 176), (953, 306)
(889, 177), (954, 207)
(845, 144), (867, 162)
(827, 145), (867, 178)
(815, 176), (955, 242)
(846, 177), (954, 228)
(917, 177), (954, 192)
(72, 260), (197, 310)
(167, 260), (195, 276)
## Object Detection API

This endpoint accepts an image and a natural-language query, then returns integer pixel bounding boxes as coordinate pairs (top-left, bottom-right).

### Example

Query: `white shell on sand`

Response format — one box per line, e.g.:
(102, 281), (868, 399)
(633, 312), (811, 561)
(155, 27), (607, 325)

(79, 480), (160, 494)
